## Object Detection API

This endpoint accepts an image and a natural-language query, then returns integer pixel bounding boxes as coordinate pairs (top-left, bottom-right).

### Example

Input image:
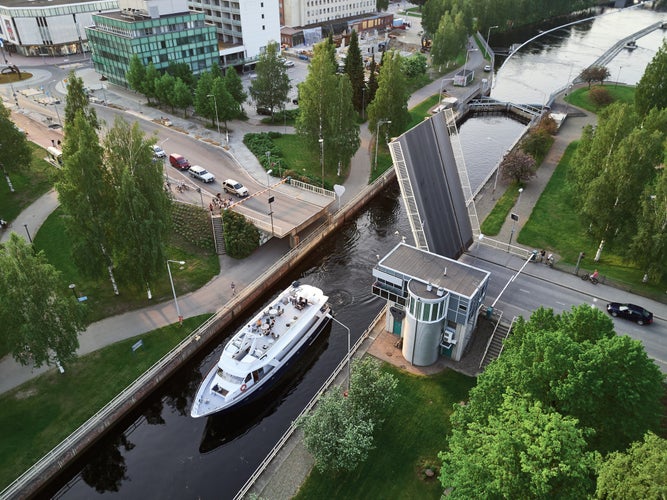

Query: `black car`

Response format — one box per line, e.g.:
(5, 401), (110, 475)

(606, 302), (653, 325)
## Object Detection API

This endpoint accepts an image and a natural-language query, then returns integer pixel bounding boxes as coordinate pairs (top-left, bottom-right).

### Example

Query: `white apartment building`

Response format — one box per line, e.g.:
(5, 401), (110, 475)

(189, 0), (281, 68)
(0, 0), (118, 57)
(282, 0), (376, 29)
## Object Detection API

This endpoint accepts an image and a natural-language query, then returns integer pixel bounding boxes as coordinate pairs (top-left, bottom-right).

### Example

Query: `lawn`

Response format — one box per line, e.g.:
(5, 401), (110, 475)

(0, 143), (55, 222)
(0, 314), (211, 491)
(480, 184), (521, 236)
(564, 84), (635, 113)
(32, 207), (220, 323)
(295, 364), (475, 500)
(518, 142), (667, 297)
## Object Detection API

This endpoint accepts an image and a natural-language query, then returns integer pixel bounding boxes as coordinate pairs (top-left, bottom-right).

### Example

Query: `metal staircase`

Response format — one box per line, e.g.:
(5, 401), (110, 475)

(479, 315), (516, 369)
(211, 215), (225, 255)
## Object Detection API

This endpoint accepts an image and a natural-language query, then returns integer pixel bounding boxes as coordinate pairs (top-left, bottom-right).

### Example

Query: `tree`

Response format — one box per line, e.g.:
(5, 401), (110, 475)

(194, 70), (215, 123)
(210, 77), (238, 140)
(402, 53), (428, 79)
(55, 112), (118, 292)
(172, 78), (193, 118)
(326, 74), (360, 181)
(579, 65), (610, 88)
(104, 117), (171, 291)
(629, 170), (667, 282)
(300, 390), (375, 473)
(224, 67), (247, 111)
(367, 50), (411, 140)
(422, 0), (448, 36)
(0, 233), (86, 368)
(500, 149), (537, 184)
(249, 41), (291, 121)
(589, 86), (613, 107)
(635, 39), (667, 117)
(459, 305), (664, 455)
(440, 391), (598, 499)
(222, 209), (259, 258)
(431, 12), (461, 68)
(166, 62), (194, 90)
(154, 72), (176, 110)
(347, 357), (398, 424)
(520, 129), (552, 161)
(142, 62), (160, 104)
(376, 0), (389, 11)
(64, 70), (98, 129)
(366, 56), (379, 105)
(0, 100), (32, 187)
(596, 432), (667, 499)
(126, 54), (146, 94)
(344, 30), (365, 115)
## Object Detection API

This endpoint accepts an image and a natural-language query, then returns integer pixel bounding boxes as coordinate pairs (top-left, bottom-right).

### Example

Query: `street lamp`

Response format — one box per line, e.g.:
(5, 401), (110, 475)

(69, 283), (77, 300)
(615, 65), (623, 88)
(487, 136), (506, 194)
(330, 316), (351, 392)
(267, 169), (275, 236)
(318, 137), (324, 189)
(207, 94), (221, 143)
(508, 213), (518, 251)
(167, 259), (185, 326)
(517, 187), (524, 206)
(486, 25), (499, 52)
(374, 119), (391, 171)
(266, 151), (272, 181)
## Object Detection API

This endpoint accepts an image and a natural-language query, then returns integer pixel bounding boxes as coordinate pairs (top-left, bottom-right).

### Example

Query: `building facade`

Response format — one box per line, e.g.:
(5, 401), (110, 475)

(189, 0), (280, 69)
(0, 0), (118, 57)
(372, 243), (489, 364)
(86, 0), (218, 86)
(281, 0), (375, 30)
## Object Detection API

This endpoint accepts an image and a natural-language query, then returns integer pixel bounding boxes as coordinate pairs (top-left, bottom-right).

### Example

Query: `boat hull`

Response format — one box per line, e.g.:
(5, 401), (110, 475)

(191, 305), (332, 418)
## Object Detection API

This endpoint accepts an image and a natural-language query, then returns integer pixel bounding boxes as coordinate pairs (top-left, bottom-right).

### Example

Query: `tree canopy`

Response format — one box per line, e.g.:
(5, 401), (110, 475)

(367, 50), (411, 140)
(635, 39), (667, 117)
(249, 41), (291, 119)
(0, 100), (32, 179)
(0, 233), (86, 368)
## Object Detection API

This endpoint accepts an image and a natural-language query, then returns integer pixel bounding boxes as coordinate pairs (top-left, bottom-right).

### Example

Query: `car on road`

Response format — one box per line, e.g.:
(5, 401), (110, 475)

(152, 145), (166, 158)
(279, 57), (295, 67)
(484, 64), (492, 72)
(222, 179), (249, 197)
(606, 302), (653, 325)
(169, 153), (190, 170)
(189, 165), (216, 183)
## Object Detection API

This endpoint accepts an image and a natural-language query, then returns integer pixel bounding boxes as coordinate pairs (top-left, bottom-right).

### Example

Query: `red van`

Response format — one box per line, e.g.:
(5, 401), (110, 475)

(169, 153), (190, 170)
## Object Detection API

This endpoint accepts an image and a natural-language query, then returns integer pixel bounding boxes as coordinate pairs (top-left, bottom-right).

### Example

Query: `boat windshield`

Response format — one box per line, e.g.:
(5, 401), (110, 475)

(217, 367), (243, 384)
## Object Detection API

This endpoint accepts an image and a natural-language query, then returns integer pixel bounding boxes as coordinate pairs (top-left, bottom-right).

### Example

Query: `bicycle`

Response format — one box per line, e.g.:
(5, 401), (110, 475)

(581, 273), (599, 285)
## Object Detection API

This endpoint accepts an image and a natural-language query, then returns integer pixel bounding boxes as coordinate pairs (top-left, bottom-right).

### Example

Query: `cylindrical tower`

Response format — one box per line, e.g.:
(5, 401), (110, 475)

(402, 280), (449, 366)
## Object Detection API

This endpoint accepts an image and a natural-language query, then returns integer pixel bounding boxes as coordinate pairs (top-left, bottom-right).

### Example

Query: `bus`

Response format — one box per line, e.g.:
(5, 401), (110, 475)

(46, 146), (63, 167)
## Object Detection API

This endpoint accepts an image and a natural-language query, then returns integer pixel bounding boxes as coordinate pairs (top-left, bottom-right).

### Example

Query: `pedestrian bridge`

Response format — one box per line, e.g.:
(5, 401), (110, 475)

(467, 97), (543, 123)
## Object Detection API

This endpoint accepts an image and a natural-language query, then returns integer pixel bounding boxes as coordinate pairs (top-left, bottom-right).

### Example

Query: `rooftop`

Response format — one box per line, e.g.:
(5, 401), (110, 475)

(0, 0), (108, 8)
(378, 243), (489, 298)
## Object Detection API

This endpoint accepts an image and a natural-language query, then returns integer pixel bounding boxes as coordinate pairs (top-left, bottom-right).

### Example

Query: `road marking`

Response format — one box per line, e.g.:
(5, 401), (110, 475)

(519, 288), (530, 293)
(556, 301), (566, 306)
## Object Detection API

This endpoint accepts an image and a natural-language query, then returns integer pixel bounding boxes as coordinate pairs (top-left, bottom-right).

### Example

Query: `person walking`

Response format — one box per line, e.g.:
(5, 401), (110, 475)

(231, 282), (236, 296)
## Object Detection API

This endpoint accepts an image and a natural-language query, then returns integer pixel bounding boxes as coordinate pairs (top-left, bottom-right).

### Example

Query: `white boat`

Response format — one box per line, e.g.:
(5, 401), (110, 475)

(191, 282), (331, 418)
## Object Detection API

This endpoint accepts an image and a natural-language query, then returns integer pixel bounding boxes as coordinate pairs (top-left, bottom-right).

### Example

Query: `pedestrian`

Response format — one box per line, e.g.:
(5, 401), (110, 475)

(539, 249), (546, 262)
(209, 202), (213, 212)
(231, 282), (236, 295)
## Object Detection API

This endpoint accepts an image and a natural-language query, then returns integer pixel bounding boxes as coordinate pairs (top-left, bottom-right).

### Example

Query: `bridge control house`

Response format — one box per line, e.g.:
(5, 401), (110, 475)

(372, 243), (490, 365)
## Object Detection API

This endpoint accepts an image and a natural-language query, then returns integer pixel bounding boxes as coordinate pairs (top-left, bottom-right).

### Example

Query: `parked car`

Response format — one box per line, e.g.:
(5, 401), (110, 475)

(280, 58), (295, 67)
(606, 302), (653, 325)
(256, 106), (272, 116)
(169, 153), (190, 170)
(484, 65), (492, 72)
(152, 145), (166, 158)
(222, 179), (248, 197)
(189, 165), (215, 183)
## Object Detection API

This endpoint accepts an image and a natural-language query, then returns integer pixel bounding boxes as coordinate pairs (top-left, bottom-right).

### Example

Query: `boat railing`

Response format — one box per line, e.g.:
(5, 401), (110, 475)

(233, 305), (388, 500)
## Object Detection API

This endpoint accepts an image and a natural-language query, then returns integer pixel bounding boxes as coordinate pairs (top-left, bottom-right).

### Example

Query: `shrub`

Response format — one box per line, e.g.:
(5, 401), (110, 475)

(589, 86), (613, 107)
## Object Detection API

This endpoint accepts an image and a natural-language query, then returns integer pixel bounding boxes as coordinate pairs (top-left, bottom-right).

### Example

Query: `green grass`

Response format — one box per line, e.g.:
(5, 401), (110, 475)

(564, 84), (636, 113)
(295, 364), (475, 500)
(480, 185), (521, 236)
(272, 134), (345, 189)
(518, 142), (667, 297)
(0, 143), (55, 222)
(0, 314), (211, 491)
(32, 207), (220, 323)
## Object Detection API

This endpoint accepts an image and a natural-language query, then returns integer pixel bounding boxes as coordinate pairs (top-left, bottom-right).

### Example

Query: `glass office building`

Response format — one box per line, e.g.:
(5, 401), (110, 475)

(86, 10), (218, 86)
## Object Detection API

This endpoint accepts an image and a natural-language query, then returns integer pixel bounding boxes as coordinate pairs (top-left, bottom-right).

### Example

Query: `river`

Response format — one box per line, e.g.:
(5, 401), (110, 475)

(47, 6), (666, 499)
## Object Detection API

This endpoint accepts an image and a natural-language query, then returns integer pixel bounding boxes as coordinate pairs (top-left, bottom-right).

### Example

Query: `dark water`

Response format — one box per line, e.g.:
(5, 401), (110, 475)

(48, 6), (667, 499)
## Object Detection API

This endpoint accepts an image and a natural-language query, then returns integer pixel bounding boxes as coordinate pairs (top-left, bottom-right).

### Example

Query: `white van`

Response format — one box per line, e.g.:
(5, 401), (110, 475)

(222, 179), (248, 197)
(189, 165), (216, 183)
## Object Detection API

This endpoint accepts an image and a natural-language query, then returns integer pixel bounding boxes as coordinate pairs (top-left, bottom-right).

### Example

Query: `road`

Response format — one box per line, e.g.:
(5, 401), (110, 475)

(462, 250), (667, 373)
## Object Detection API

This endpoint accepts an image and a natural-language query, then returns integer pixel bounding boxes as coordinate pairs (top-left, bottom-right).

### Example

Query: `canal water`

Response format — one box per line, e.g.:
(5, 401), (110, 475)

(48, 6), (666, 499)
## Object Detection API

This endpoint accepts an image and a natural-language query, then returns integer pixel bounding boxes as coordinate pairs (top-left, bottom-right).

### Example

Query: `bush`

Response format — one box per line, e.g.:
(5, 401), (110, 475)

(222, 209), (259, 258)
(171, 202), (214, 251)
(589, 86), (613, 107)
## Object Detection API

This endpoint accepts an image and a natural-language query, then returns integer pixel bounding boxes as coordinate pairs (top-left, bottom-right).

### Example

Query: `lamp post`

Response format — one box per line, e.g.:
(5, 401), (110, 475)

(486, 25), (499, 53)
(361, 86), (366, 120)
(330, 316), (351, 392)
(508, 213), (518, 251)
(517, 187), (524, 206)
(487, 137), (506, 195)
(23, 224), (32, 243)
(318, 136), (324, 189)
(267, 169), (275, 236)
(265, 151), (272, 180)
(615, 65), (623, 88)
(167, 259), (185, 326)
(207, 94), (221, 142)
(374, 119), (391, 171)
(69, 283), (77, 300)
